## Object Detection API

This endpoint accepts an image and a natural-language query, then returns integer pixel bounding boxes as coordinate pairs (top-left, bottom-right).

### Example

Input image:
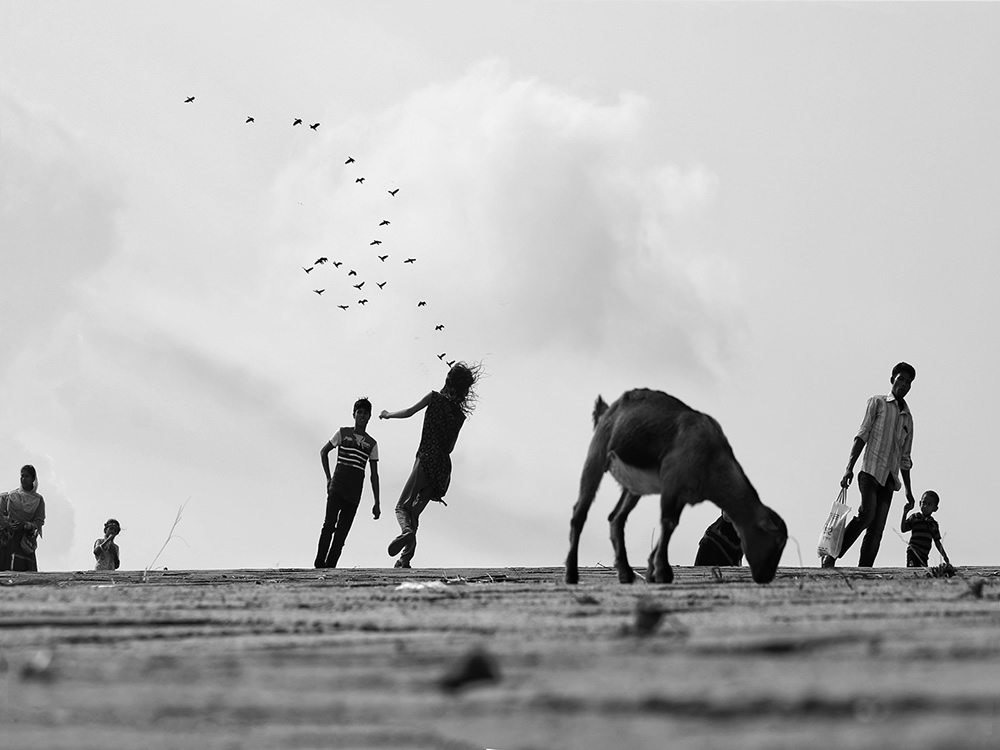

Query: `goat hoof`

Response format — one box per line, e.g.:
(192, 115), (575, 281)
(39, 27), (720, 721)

(653, 566), (674, 584)
(618, 567), (636, 584)
(565, 569), (579, 585)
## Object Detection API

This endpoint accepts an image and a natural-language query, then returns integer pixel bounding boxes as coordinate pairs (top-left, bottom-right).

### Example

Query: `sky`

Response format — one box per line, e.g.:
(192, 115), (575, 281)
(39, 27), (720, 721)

(1, 1), (998, 573)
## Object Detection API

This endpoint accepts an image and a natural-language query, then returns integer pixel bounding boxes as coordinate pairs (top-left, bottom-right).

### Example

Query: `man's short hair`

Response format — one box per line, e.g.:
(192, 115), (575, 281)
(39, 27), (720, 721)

(353, 397), (372, 415)
(891, 362), (916, 382)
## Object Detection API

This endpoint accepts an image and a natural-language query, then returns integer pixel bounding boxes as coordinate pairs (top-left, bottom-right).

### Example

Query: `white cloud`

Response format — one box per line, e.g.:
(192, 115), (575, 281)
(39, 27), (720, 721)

(0, 94), (122, 370)
(271, 59), (740, 374)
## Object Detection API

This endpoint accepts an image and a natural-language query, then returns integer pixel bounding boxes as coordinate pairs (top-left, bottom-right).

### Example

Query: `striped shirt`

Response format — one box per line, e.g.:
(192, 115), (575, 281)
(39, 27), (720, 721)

(856, 394), (913, 490)
(330, 427), (378, 478)
(902, 511), (940, 566)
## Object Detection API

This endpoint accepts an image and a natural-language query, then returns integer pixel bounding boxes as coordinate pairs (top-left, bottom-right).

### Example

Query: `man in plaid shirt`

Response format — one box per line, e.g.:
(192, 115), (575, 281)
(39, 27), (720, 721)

(822, 362), (916, 568)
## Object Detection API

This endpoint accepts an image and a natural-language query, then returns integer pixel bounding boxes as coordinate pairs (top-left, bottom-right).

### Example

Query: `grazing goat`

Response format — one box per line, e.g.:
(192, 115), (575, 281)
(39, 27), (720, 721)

(565, 389), (787, 585)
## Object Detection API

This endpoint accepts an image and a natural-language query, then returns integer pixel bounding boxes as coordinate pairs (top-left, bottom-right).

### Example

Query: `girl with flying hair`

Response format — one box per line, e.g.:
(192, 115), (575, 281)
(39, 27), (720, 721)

(380, 361), (482, 568)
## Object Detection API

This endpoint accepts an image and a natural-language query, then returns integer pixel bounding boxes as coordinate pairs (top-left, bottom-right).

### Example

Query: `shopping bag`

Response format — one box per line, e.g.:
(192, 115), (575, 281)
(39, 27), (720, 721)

(817, 488), (851, 559)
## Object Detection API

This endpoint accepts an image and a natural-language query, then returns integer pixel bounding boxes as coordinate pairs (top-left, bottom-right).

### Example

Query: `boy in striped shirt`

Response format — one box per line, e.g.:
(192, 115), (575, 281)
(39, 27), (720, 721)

(315, 398), (381, 568)
(901, 490), (950, 568)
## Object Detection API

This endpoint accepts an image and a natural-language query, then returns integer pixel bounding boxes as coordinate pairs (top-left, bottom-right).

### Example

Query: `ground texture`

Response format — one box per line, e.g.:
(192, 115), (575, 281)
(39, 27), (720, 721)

(1, 565), (999, 749)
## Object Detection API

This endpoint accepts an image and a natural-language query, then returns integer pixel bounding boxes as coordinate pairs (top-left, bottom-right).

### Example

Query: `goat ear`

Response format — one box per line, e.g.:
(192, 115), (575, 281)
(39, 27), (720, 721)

(593, 395), (609, 427)
(760, 508), (787, 535)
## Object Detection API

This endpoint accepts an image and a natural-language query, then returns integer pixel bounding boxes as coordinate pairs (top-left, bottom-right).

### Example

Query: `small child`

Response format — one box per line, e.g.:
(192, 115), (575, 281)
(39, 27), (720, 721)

(94, 518), (121, 571)
(901, 490), (949, 568)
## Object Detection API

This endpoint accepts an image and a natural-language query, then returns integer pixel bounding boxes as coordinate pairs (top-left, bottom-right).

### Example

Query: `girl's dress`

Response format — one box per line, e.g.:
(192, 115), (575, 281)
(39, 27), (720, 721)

(415, 390), (466, 500)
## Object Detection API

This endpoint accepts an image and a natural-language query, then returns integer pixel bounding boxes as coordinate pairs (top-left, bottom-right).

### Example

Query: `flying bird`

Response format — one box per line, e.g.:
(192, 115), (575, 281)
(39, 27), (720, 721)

(293, 118), (303, 126)
(309, 122), (320, 130)
(358, 299), (368, 305)
(356, 177), (365, 184)
(183, 96), (195, 103)
(388, 188), (399, 196)
(331, 261), (342, 268)
(377, 281), (387, 289)
(435, 324), (444, 331)
(379, 220), (390, 226)
(353, 282), (365, 290)
(337, 305), (349, 310)
(245, 116), (254, 123)
(417, 301), (427, 307)
(314, 257), (328, 265)
(446, 360), (455, 367)
(437, 353), (447, 360)
(378, 254), (388, 262)
(313, 289), (325, 295)
(302, 266), (314, 273)
(370, 240), (382, 246)
(345, 156), (355, 164)
(348, 269), (357, 276)
(404, 258), (416, 264)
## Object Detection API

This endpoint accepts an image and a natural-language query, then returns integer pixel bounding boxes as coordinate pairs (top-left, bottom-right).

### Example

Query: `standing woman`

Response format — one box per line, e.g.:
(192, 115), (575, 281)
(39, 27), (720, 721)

(379, 362), (481, 568)
(0, 465), (46, 571)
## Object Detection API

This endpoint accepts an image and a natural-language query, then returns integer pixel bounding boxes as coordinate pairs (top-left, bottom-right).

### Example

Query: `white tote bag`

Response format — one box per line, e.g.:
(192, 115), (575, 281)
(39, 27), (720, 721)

(817, 488), (852, 559)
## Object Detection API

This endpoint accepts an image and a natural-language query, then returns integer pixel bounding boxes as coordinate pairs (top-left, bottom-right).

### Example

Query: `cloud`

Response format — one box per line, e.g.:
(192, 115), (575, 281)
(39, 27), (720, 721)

(0, 94), (122, 372)
(272, 59), (741, 375)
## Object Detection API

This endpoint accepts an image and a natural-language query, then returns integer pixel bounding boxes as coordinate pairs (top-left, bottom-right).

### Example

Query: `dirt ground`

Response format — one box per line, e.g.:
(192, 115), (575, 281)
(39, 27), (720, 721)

(1, 565), (999, 750)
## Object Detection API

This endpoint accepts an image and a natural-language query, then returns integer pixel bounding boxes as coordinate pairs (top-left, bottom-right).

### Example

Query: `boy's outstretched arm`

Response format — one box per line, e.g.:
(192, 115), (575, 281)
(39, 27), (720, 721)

(900, 497), (915, 533)
(935, 537), (950, 565)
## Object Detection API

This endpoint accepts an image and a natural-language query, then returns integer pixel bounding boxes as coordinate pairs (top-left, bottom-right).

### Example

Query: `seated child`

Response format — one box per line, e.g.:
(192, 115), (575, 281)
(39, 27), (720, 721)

(694, 512), (744, 567)
(901, 490), (950, 568)
(94, 518), (121, 571)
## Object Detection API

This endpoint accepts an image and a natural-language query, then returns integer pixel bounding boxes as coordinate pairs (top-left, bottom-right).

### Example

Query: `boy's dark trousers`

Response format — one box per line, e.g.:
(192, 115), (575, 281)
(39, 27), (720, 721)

(315, 477), (362, 568)
(838, 471), (895, 567)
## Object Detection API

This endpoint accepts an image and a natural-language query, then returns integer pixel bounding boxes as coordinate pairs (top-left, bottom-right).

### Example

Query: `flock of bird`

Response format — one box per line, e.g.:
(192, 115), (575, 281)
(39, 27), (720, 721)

(183, 95), (459, 368)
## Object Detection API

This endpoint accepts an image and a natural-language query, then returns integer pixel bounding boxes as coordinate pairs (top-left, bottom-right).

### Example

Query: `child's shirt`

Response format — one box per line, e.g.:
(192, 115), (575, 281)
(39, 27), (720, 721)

(94, 539), (120, 571)
(901, 511), (940, 563)
(329, 427), (378, 494)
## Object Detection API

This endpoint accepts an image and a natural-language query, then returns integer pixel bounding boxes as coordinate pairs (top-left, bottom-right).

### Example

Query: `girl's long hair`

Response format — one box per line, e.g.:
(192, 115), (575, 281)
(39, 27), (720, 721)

(441, 361), (483, 416)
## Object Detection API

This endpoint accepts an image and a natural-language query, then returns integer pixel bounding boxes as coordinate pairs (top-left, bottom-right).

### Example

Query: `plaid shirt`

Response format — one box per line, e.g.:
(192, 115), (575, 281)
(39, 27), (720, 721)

(856, 394), (913, 490)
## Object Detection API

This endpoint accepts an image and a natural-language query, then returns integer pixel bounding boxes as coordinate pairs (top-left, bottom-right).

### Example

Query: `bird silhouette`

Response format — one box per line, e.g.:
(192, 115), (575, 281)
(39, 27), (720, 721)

(314, 257), (328, 265)
(337, 304), (349, 310)
(353, 282), (365, 290)
(356, 177), (365, 184)
(348, 270), (357, 276)
(417, 301), (427, 307)
(378, 254), (388, 262)
(446, 360), (455, 367)
(309, 122), (320, 130)
(303, 266), (314, 273)
(358, 299), (368, 305)
(345, 156), (355, 164)
(313, 289), (325, 295)
(245, 116), (254, 123)
(379, 220), (390, 226)
(331, 261), (343, 268)
(293, 118), (303, 126)
(377, 281), (387, 289)
(388, 188), (399, 196)
(437, 353), (446, 360)
(435, 325), (444, 331)
(184, 96), (195, 103)
(404, 258), (416, 264)
(370, 240), (382, 246)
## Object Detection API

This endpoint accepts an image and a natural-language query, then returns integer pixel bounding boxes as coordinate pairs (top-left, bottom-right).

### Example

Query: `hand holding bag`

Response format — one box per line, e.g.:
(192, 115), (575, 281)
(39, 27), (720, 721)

(817, 488), (851, 559)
